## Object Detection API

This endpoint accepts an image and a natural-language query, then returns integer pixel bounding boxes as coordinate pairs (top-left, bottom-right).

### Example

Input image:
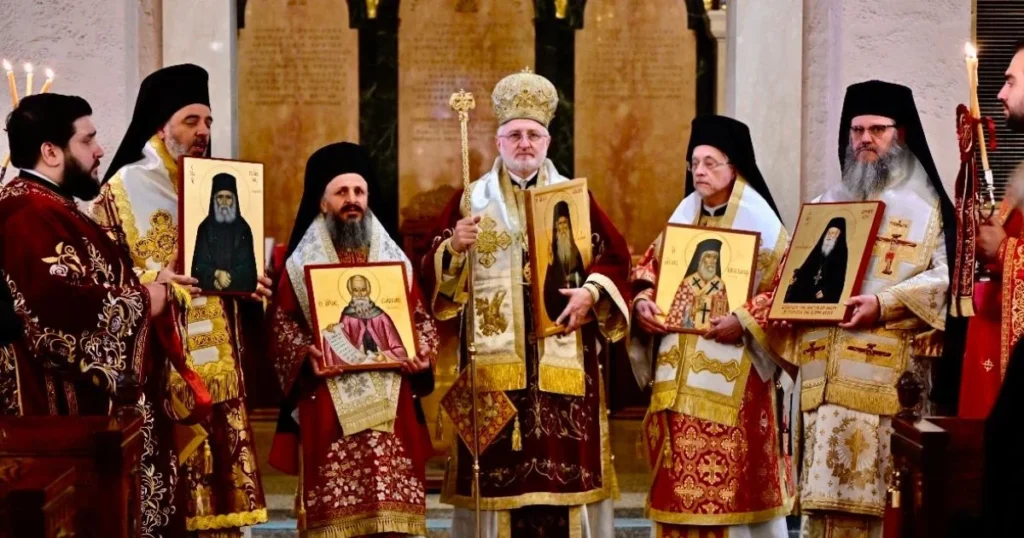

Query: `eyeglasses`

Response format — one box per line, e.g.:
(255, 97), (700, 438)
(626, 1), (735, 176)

(687, 159), (731, 173)
(849, 124), (897, 138)
(498, 131), (549, 144)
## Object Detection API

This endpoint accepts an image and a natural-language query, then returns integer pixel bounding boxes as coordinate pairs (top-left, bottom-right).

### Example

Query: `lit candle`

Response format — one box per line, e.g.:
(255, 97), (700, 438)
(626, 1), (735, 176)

(965, 43), (990, 172)
(23, 63), (33, 97)
(39, 68), (54, 94)
(3, 60), (18, 107)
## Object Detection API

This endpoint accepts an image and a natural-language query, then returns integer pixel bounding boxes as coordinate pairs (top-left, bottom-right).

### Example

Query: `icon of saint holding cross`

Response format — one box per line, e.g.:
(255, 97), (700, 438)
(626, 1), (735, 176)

(665, 238), (729, 332)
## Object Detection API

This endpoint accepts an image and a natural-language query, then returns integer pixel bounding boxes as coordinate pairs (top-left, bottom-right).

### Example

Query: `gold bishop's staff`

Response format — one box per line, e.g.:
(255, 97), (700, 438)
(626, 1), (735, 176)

(448, 88), (482, 537)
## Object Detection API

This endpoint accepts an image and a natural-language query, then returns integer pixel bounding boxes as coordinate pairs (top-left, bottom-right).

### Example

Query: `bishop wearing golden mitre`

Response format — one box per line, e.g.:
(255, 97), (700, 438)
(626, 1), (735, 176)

(421, 70), (633, 538)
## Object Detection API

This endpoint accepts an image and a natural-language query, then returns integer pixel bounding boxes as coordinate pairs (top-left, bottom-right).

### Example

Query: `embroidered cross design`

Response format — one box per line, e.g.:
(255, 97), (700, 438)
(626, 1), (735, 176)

(691, 276), (702, 287)
(697, 453), (728, 485)
(844, 428), (869, 469)
(983, 358), (995, 372)
(708, 280), (720, 292)
(803, 341), (826, 360)
(696, 300), (712, 324)
(474, 216), (512, 269)
(874, 219), (919, 277)
(846, 342), (892, 364)
(135, 210), (177, 266)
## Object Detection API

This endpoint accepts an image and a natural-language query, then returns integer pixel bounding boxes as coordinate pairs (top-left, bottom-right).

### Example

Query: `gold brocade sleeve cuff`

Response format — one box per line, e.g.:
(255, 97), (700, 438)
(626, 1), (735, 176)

(586, 273), (629, 343)
(876, 290), (909, 323)
(431, 238), (469, 321)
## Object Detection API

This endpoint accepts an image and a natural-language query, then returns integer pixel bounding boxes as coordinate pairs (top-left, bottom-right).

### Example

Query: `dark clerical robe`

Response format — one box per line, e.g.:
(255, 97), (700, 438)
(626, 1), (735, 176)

(422, 159), (631, 537)
(782, 236), (847, 304)
(191, 208), (258, 294)
(93, 137), (267, 533)
(0, 173), (182, 536)
(268, 214), (438, 538)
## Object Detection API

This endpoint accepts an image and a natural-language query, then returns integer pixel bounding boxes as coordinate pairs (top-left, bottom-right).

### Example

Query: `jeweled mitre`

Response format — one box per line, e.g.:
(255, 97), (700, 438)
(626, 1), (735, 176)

(491, 69), (558, 127)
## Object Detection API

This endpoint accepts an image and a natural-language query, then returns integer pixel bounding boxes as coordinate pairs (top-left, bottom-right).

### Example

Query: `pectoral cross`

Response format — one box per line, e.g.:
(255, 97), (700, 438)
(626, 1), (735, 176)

(813, 268), (823, 286)
(846, 342), (892, 363)
(803, 341), (826, 360)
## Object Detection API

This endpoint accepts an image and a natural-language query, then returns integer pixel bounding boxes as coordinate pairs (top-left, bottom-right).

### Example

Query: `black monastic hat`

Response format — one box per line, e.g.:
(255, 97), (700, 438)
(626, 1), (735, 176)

(208, 173), (240, 216)
(685, 115), (782, 220)
(286, 142), (376, 257)
(837, 80), (965, 408)
(103, 64), (211, 182)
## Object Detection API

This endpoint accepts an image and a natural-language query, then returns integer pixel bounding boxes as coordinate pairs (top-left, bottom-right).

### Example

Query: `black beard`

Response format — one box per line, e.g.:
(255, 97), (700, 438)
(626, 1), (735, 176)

(326, 209), (372, 251)
(63, 154), (100, 201)
(1007, 108), (1024, 133)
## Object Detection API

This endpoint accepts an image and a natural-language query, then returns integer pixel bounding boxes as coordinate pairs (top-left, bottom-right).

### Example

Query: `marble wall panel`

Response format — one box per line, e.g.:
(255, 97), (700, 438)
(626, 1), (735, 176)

(575, 0), (697, 255)
(238, 0), (359, 245)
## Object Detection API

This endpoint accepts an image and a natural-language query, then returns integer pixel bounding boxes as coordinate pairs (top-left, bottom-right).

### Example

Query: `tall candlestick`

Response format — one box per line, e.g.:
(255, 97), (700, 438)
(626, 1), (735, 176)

(39, 68), (54, 94)
(3, 60), (18, 107)
(965, 43), (991, 173)
(23, 63), (33, 97)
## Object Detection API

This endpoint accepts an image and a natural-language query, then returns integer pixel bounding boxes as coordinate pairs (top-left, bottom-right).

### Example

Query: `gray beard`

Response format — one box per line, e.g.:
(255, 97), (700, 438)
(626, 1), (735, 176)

(698, 266), (716, 282)
(349, 297), (374, 316)
(163, 135), (190, 161)
(327, 209), (373, 251)
(556, 231), (574, 267)
(841, 141), (909, 200)
(215, 204), (237, 224)
(821, 237), (837, 257)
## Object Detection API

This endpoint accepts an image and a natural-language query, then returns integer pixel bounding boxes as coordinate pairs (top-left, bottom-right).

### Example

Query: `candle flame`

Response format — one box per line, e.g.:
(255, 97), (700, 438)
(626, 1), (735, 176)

(23, 63), (32, 73)
(45, 68), (54, 80)
(965, 42), (978, 59)
(2, 60), (11, 72)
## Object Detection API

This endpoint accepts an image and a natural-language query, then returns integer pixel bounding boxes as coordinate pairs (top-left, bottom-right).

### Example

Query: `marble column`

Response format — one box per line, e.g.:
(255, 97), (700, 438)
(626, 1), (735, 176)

(0, 0), (158, 179)
(726, 0), (803, 227)
(162, 0), (238, 158)
(801, 0), (970, 204)
(705, 8), (727, 114)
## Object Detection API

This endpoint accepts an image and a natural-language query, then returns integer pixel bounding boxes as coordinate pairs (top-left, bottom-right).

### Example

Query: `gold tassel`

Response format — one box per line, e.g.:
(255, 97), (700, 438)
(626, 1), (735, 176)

(435, 408), (445, 442)
(168, 280), (193, 309)
(296, 448), (307, 530)
(511, 415), (522, 451)
(202, 439), (213, 475)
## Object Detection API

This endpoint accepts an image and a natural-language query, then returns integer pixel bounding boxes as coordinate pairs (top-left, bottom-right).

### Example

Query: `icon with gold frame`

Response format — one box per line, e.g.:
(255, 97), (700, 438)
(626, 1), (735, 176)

(768, 201), (885, 323)
(653, 224), (760, 335)
(524, 178), (593, 338)
(304, 262), (420, 376)
(179, 156), (265, 296)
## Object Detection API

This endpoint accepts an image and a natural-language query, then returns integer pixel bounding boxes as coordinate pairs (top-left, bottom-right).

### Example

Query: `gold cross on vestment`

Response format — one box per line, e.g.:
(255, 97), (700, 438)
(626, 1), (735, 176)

(844, 428), (869, 469)
(474, 216), (512, 268)
(697, 453), (728, 484)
